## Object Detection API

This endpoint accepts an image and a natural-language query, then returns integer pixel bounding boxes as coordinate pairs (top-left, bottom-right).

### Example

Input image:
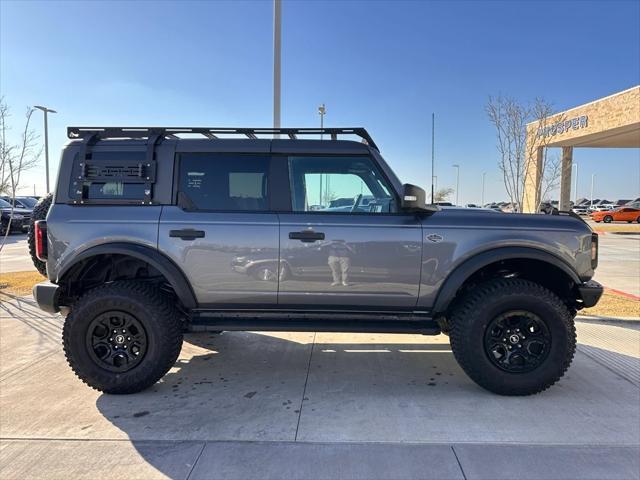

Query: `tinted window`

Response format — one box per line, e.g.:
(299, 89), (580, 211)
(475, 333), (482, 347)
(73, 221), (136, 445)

(179, 154), (269, 211)
(288, 156), (395, 213)
(16, 197), (38, 208)
(68, 151), (149, 201)
(85, 182), (146, 199)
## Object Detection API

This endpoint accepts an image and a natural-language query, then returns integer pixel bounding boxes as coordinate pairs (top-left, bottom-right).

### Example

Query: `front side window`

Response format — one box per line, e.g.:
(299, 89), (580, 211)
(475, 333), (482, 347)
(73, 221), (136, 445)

(179, 154), (269, 211)
(288, 156), (395, 213)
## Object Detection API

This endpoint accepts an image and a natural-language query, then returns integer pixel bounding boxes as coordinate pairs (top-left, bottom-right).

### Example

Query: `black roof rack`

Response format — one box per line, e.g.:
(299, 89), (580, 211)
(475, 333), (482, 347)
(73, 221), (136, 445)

(67, 127), (379, 151)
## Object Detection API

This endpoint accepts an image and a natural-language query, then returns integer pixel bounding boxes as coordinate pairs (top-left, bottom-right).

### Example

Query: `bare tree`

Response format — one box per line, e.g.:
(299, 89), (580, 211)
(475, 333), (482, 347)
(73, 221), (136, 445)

(434, 187), (454, 203)
(486, 96), (562, 212)
(0, 98), (42, 249)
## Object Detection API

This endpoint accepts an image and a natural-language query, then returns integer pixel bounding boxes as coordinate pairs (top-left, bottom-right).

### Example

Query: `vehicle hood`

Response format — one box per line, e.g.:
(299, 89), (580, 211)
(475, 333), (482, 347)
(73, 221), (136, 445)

(0, 207), (31, 215)
(424, 208), (592, 233)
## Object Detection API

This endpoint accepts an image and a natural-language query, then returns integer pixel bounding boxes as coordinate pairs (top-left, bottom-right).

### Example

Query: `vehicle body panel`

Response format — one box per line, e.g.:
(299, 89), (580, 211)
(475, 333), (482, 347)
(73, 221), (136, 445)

(46, 204), (162, 282)
(278, 213), (423, 308)
(158, 207), (279, 306)
(417, 209), (594, 308)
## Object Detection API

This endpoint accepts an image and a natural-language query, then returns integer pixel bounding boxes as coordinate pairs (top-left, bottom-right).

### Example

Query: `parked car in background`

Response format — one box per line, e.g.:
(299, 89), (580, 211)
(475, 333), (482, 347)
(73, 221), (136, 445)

(572, 205), (589, 215)
(0, 196), (38, 210)
(0, 197), (31, 235)
(591, 207), (640, 223)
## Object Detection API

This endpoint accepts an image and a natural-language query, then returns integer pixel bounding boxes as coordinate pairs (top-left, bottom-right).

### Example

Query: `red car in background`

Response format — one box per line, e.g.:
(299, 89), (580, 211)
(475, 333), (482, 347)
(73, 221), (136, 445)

(591, 207), (640, 223)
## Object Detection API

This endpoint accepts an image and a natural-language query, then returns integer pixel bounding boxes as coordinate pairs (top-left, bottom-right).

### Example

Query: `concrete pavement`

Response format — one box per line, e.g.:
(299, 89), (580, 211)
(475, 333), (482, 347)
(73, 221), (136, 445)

(593, 233), (640, 297)
(0, 235), (35, 273)
(1, 296), (638, 479)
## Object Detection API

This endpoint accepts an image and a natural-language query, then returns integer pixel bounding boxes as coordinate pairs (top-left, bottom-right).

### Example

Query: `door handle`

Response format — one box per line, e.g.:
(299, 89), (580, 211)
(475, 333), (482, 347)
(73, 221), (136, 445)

(169, 229), (205, 240)
(289, 231), (325, 243)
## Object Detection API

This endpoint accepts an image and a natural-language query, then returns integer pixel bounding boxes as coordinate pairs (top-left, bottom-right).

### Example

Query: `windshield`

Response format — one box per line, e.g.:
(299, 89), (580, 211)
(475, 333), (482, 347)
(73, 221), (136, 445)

(17, 197), (37, 207)
(0, 198), (12, 208)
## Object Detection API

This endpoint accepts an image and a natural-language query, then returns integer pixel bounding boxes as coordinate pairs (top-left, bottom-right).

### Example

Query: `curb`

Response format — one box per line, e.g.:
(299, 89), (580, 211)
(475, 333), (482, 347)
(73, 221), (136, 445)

(604, 288), (640, 301)
(576, 315), (640, 325)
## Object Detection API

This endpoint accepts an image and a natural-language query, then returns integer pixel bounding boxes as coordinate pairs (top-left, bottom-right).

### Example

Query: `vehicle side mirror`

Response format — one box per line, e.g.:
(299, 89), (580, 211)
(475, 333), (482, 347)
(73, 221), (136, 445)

(401, 184), (433, 212)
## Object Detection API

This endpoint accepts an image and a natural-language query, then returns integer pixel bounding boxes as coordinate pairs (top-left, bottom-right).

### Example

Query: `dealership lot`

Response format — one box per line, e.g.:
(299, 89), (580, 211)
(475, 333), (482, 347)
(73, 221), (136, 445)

(0, 296), (638, 479)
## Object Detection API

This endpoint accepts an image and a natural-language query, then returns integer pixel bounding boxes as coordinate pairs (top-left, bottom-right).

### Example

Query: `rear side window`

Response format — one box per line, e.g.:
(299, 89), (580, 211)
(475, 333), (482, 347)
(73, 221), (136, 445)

(178, 154), (270, 211)
(68, 151), (151, 202)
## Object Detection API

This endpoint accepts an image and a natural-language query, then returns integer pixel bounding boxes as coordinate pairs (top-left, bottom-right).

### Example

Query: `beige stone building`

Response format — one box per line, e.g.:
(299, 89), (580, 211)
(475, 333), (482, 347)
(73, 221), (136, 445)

(523, 85), (640, 213)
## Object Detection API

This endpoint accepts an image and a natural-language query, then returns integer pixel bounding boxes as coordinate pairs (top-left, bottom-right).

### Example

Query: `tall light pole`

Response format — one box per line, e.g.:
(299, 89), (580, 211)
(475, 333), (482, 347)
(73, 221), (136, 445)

(573, 163), (579, 205)
(431, 113), (435, 204)
(590, 174), (595, 208)
(318, 103), (326, 138)
(273, 0), (282, 138)
(318, 104), (326, 205)
(452, 164), (460, 206)
(33, 105), (57, 193)
(432, 175), (438, 193)
(481, 171), (487, 206)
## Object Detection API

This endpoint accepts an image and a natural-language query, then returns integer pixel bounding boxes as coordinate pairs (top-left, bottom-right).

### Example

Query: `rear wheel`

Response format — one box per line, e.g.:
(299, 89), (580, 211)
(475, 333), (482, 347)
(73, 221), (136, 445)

(603, 215), (613, 223)
(63, 281), (183, 394)
(636, 216), (640, 223)
(28, 193), (53, 276)
(449, 278), (575, 395)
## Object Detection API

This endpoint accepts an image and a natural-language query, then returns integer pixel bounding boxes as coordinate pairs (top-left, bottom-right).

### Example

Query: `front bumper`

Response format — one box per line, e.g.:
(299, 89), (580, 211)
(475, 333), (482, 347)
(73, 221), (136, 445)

(32, 281), (60, 314)
(578, 280), (604, 308)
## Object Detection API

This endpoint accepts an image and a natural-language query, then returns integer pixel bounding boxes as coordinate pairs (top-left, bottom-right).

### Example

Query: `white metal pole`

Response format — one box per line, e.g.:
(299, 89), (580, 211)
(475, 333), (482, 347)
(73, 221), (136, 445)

(590, 174), (595, 208)
(453, 164), (460, 205)
(273, 0), (282, 139)
(43, 110), (50, 193)
(431, 113), (435, 203)
(573, 163), (579, 205)
(481, 172), (486, 206)
(34, 106), (56, 193)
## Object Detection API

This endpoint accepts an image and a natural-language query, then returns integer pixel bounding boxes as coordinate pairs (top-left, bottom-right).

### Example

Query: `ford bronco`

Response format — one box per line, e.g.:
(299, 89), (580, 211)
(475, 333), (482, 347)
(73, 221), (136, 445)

(31, 127), (602, 395)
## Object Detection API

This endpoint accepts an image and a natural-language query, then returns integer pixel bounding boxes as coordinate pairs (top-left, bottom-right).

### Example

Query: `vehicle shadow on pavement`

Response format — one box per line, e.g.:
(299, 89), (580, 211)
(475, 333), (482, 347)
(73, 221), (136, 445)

(89, 328), (640, 479)
(93, 331), (461, 478)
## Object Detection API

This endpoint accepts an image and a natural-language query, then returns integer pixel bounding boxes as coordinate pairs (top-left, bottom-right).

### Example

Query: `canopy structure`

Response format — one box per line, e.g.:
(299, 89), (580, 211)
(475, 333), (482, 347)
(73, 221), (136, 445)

(523, 86), (640, 213)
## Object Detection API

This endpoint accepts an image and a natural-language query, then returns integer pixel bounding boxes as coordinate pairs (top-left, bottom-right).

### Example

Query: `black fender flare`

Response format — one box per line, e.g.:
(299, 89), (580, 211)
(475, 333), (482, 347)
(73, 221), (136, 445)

(432, 246), (581, 314)
(57, 242), (197, 309)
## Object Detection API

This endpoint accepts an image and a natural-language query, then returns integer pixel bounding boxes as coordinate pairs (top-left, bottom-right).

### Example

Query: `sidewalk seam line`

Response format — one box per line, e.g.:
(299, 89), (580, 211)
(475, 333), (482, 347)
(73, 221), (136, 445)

(451, 445), (467, 480)
(294, 332), (316, 442)
(185, 441), (207, 480)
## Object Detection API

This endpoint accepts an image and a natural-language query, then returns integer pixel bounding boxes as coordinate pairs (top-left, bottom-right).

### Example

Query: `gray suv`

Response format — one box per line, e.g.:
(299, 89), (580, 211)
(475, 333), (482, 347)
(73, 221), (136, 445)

(32, 127), (602, 396)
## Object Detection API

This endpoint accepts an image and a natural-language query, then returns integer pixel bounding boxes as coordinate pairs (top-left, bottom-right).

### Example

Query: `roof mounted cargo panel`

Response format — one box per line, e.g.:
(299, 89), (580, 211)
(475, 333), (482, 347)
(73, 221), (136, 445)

(67, 127), (379, 151)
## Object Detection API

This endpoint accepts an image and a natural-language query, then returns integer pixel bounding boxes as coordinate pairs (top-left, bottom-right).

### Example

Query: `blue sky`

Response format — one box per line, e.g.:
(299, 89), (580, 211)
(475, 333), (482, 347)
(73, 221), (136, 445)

(1, 0), (639, 203)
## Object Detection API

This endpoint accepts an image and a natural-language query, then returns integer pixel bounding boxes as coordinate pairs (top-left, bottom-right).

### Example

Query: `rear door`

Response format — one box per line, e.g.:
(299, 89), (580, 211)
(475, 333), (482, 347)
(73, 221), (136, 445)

(159, 149), (280, 307)
(277, 154), (422, 309)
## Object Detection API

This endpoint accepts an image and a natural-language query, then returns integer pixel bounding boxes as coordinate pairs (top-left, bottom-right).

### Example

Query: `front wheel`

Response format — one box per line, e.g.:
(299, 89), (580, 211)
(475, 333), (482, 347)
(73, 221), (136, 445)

(449, 278), (575, 396)
(63, 281), (183, 394)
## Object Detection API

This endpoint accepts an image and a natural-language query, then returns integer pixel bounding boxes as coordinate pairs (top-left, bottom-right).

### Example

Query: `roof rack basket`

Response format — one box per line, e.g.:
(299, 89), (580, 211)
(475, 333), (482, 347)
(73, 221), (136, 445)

(67, 127), (379, 151)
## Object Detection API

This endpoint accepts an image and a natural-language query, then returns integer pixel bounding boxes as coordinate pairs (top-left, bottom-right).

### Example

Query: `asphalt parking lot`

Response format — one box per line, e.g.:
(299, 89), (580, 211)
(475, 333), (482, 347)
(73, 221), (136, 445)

(0, 296), (639, 479)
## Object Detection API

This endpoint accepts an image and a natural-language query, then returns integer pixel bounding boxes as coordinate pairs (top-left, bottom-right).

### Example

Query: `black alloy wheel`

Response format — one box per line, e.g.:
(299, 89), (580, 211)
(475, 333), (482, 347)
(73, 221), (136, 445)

(86, 311), (148, 372)
(483, 311), (551, 373)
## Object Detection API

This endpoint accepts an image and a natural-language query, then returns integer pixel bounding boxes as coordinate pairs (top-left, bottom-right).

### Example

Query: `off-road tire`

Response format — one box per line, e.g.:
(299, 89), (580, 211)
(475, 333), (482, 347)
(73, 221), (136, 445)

(28, 193), (53, 276)
(63, 281), (183, 394)
(603, 215), (613, 223)
(449, 278), (576, 396)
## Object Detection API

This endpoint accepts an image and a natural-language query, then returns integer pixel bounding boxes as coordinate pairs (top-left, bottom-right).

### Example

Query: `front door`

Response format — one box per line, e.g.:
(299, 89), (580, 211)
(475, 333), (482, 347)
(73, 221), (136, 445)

(278, 155), (422, 309)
